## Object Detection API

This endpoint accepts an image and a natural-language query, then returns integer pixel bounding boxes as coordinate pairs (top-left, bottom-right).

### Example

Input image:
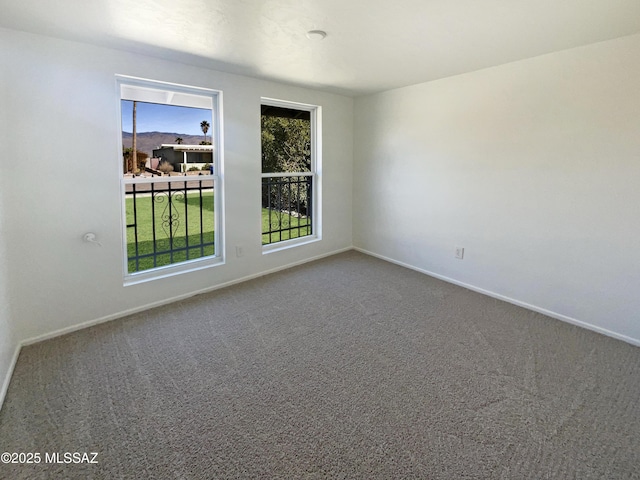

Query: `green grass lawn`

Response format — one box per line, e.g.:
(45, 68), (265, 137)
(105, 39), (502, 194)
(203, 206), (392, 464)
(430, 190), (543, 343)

(126, 191), (311, 273)
(261, 208), (311, 245)
(126, 191), (215, 273)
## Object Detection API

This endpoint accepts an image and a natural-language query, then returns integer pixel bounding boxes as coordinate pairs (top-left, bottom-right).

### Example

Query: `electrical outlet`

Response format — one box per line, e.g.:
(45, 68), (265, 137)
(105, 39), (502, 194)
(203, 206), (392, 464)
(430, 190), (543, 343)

(235, 245), (244, 257)
(455, 247), (464, 259)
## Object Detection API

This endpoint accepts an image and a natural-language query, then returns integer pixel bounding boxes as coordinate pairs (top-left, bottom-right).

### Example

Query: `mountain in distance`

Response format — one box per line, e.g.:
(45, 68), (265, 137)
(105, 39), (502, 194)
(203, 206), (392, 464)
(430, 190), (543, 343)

(122, 132), (209, 157)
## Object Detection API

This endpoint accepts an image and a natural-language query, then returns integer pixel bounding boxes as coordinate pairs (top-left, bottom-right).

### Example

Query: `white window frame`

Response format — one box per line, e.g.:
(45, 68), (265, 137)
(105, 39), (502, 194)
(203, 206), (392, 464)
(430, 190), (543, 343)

(261, 98), (322, 254)
(116, 75), (225, 285)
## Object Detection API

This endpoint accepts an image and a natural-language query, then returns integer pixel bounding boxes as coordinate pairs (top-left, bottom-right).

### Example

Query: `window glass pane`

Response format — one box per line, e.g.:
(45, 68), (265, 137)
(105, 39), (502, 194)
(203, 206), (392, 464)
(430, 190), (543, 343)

(261, 175), (313, 244)
(261, 105), (311, 173)
(122, 101), (213, 175)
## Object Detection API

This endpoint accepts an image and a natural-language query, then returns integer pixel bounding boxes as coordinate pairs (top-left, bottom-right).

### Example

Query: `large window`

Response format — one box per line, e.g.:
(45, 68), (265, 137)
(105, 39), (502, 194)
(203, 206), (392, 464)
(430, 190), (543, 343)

(117, 76), (223, 283)
(261, 99), (320, 251)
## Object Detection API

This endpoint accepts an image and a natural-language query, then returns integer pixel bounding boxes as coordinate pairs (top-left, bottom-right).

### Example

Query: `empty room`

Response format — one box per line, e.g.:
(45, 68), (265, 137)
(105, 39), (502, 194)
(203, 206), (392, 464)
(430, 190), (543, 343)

(1, 0), (639, 478)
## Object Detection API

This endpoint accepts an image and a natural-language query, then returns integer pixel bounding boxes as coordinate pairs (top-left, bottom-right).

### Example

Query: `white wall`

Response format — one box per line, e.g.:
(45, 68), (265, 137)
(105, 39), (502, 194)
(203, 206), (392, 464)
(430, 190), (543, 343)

(0, 76), (18, 404)
(0, 28), (353, 345)
(0, 197), (17, 406)
(0, 36), (17, 404)
(354, 34), (640, 344)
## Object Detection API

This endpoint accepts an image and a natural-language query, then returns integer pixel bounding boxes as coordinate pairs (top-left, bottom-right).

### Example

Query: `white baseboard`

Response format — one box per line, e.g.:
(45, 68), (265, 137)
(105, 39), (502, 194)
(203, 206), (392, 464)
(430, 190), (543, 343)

(354, 247), (640, 348)
(0, 343), (21, 412)
(0, 246), (352, 412)
(5, 243), (636, 414)
(22, 246), (353, 347)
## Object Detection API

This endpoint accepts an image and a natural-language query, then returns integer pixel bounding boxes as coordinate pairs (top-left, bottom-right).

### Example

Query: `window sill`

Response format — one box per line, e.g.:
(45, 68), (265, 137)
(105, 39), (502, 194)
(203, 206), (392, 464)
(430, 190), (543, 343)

(124, 256), (224, 286)
(262, 236), (320, 255)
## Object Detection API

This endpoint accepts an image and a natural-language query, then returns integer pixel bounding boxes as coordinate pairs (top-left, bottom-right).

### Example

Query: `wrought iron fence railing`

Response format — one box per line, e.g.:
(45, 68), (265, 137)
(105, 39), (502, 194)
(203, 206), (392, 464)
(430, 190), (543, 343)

(124, 174), (216, 273)
(261, 174), (313, 245)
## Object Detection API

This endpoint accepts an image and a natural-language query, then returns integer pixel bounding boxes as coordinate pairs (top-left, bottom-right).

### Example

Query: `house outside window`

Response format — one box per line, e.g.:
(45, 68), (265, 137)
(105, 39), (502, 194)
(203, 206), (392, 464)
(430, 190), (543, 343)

(117, 76), (224, 284)
(261, 99), (321, 252)
(152, 144), (213, 173)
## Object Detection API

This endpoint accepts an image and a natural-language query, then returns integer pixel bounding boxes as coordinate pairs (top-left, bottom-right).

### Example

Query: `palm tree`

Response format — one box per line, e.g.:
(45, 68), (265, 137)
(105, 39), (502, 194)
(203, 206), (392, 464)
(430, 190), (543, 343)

(200, 120), (210, 144)
(175, 137), (183, 144)
(132, 101), (138, 174)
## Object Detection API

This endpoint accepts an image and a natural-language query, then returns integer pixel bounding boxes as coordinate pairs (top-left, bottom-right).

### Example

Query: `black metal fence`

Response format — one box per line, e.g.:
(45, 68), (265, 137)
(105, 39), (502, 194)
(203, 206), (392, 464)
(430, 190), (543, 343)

(126, 176), (215, 273)
(261, 175), (312, 245)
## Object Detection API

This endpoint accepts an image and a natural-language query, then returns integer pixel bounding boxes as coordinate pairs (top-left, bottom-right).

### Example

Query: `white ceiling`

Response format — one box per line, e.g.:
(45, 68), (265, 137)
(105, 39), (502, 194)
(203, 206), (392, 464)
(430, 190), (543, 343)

(2, 0), (640, 96)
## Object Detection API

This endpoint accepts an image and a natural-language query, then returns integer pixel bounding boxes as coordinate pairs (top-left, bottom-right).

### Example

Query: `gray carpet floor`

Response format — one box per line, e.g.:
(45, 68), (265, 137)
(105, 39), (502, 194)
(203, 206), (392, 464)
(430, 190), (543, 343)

(1, 251), (639, 479)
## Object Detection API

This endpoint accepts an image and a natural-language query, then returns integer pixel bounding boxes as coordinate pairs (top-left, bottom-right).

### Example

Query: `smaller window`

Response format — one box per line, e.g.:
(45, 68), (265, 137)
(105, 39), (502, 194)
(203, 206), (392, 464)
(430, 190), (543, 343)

(261, 100), (321, 251)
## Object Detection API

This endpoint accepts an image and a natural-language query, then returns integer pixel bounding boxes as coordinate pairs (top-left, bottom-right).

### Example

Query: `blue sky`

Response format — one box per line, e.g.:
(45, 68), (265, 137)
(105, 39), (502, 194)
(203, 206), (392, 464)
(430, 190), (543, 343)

(121, 100), (213, 135)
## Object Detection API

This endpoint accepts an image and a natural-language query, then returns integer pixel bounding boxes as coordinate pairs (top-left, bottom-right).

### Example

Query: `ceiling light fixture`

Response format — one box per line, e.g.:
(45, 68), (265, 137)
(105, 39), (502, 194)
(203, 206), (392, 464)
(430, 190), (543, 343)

(306, 30), (327, 41)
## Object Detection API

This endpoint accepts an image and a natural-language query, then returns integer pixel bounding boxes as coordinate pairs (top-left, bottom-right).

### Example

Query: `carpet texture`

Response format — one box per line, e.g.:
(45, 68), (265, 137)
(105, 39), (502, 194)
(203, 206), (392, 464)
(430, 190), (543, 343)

(1, 251), (639, 479)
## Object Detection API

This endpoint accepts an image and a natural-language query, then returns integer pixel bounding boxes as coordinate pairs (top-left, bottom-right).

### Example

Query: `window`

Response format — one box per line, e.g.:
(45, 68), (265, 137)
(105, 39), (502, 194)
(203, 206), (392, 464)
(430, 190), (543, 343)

(117, 76), (223, 283)
(261, 99), (321, 251)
